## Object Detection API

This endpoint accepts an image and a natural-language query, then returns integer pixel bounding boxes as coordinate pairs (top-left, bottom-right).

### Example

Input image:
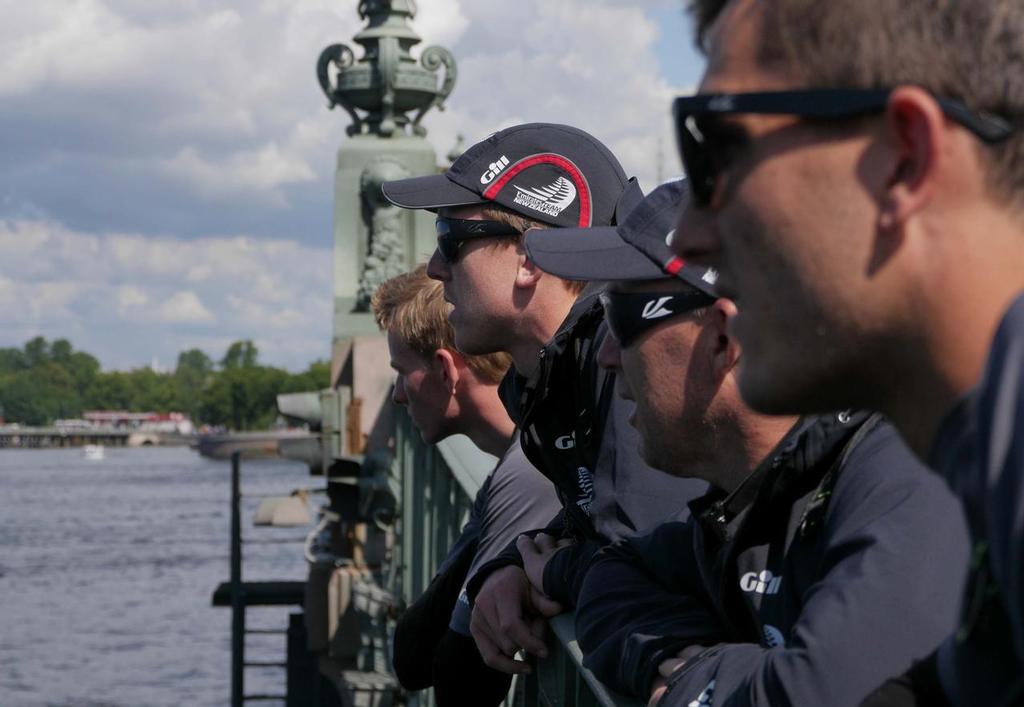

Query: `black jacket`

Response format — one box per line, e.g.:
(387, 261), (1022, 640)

(500, 286), (612, 540)
(576, 413), (970, 707)
(466, 286), (706, 606)
(931, 290), (1024, 707)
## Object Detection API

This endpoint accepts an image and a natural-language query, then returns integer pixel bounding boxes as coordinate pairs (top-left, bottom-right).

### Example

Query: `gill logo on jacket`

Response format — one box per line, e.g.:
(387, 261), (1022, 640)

(554, 431), (576, 450)
(739, 569), (782, 595)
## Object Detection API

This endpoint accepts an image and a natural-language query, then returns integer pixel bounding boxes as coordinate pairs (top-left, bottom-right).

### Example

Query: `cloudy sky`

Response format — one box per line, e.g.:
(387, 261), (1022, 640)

(0, 0), (705, 372)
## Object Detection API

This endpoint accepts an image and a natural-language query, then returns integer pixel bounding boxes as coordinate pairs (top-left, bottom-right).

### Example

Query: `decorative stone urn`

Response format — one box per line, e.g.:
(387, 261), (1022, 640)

(317, 0), (457, 137)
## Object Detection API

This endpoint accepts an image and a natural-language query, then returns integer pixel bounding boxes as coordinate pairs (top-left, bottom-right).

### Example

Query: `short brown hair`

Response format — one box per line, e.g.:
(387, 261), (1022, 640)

(371, 265), (512, 384)
(478, 204), (588, 296)
(689, 0), (1024, 206)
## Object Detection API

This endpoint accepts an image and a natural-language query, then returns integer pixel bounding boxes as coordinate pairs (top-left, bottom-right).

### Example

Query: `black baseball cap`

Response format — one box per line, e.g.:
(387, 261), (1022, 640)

(381, 123), (642, 228)
(524, 179), (719, 295)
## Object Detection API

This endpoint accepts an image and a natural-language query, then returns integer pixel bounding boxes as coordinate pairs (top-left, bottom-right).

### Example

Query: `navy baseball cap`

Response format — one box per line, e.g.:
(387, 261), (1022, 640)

(524, 179), (719, 295)
(381, 123), (642, 228)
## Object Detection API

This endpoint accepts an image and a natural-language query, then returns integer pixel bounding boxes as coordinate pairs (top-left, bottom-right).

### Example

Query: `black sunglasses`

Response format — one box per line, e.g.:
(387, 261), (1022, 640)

(600, 289), (716, 349)
(672, 88), (1016, 207)
(434, 216), (521, 264)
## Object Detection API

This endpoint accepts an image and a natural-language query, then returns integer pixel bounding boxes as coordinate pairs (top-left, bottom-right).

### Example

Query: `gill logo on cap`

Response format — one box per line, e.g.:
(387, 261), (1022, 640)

(665, 229), (676, 247)
(641, 297), (674, 320)
(480, 155), (510, 185)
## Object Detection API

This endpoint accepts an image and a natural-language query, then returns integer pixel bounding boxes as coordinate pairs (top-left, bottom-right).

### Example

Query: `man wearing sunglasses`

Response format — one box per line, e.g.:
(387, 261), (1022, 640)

(382, 123), (708, 679)
(669, 1), (1024, 704)
(524, 180), (968, 707)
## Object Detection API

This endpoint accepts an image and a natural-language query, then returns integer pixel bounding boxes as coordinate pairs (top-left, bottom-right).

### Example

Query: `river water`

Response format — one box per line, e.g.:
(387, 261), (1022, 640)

(0, 446), (315, 706)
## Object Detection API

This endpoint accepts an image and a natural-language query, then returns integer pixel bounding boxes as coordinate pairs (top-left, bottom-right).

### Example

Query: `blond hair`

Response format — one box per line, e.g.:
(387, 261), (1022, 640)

(371, 265), (512, 384)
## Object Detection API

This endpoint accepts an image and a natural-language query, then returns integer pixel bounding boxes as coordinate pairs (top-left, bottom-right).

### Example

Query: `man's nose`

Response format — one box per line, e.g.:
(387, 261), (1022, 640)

(596, 331), (622, 372)
(426, 249), (450, 281)
(392, 379), (407, 406)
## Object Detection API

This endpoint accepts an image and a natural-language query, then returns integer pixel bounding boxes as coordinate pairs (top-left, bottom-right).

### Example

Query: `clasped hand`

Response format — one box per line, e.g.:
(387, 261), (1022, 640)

(469, 534), (573, 674)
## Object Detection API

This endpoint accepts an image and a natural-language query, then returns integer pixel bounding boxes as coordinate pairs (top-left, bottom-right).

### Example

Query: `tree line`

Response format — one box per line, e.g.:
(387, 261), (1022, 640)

(0, 337), (329, 430)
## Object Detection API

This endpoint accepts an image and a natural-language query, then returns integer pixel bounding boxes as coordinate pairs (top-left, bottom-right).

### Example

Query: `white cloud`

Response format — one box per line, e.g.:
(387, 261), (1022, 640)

(116, 285), (149, 316)
(160, 143), (317, 203)
(0, 219), (331, 370)
(156, 290), (216, 324)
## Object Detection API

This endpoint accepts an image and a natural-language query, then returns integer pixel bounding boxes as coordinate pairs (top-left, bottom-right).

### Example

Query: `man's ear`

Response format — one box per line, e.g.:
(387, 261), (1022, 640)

(516, 256), (544, 290)
(433, 348), (462, 395)
(515, 231), (544, 290)
(878, 86), (945, 231)
(708, 298), (741, 381)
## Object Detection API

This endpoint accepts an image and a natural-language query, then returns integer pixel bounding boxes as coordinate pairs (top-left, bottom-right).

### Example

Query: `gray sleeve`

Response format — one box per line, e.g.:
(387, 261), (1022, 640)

(461, 439), (562, 590)
(436, 471), (490, 577)
(658, 426), (970, 707)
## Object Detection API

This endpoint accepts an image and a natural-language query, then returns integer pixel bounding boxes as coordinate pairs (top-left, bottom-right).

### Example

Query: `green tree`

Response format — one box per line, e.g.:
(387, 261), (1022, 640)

(221, 340), (259, 369)
(66, 351), (100, 393)
(84, 371), (135, 410)
(0, 363), (78, 425)
(173, 348), (213, 415)
(0, 336), (328, 428)
(281, 359), (331, 393)
(23, 336), (50, 367)
(125, 367), (177, 411)
(0, 347), (28, 375)
(50, 339), (73, 365)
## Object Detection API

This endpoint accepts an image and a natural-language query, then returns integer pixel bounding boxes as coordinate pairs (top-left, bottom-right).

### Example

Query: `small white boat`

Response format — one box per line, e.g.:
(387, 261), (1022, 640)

(82, 444), (105, 461)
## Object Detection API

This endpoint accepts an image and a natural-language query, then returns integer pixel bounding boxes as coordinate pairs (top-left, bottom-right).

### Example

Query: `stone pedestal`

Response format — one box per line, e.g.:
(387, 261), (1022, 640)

(331, 134), (438, 342)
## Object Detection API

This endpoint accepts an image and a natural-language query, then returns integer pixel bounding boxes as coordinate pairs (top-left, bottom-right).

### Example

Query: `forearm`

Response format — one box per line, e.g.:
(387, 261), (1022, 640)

(541, 539), (600, 608)
(465, 509), (567, 604)
(576, 546), (723, 698)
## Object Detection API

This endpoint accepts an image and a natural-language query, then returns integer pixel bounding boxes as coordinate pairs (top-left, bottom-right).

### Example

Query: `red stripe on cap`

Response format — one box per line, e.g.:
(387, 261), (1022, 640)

(482, 153), (593, 227)
(664, 257), (684, 275)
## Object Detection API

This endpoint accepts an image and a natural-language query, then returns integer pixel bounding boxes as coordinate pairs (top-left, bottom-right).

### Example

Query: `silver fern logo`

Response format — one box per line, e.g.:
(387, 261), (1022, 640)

(512, 176), (578, 217)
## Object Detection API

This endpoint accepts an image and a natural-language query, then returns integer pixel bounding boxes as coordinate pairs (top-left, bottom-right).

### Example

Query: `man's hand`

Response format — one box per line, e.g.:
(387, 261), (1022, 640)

(648, 645), (709, 707)
(470, 565), (563, 674)
(517, 533), (574, 594)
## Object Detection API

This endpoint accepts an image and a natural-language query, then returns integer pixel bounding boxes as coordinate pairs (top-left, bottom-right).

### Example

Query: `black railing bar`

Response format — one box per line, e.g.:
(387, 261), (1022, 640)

(240, 537), (308, 545)
(242, 695), (287, 701)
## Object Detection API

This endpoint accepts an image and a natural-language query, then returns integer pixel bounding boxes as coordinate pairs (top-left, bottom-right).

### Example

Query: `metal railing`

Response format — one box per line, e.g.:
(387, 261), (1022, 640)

(390, 410), (644, 707)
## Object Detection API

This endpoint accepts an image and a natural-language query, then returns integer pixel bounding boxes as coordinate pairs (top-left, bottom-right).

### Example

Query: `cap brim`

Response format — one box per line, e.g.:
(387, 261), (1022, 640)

(524, 226), (666, 281)
(381, 174), (487, 211)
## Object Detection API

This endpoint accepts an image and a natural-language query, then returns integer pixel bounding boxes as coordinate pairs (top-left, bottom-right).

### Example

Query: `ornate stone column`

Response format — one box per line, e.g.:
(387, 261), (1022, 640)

(306, 1), (457, 466)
